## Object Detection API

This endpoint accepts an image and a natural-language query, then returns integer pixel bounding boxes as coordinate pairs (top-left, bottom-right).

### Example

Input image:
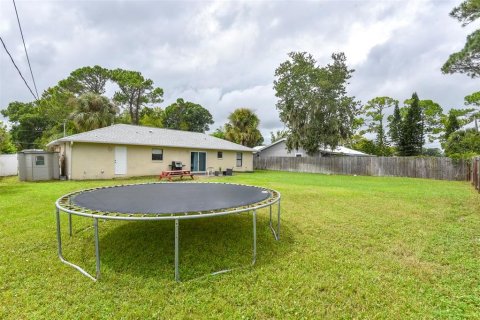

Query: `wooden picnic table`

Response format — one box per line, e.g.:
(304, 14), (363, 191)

(159, 170), (195, 181)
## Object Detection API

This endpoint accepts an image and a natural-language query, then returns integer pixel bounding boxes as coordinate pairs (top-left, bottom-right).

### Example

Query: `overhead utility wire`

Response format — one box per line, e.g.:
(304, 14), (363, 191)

(0, 36), (38, 101)
(12, 0), (39, 99)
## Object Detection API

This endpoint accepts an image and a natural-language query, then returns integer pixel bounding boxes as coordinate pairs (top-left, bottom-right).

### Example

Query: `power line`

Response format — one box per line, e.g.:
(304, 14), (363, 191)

(12, 0), (39, 99)
(0, 36), (38, 101)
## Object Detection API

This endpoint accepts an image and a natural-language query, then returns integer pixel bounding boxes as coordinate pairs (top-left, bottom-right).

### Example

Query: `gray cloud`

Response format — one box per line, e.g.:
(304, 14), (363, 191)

(0, 0), (476, 144)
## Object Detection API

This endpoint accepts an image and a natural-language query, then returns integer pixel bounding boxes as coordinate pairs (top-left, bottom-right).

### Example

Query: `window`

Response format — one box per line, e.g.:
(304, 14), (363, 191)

(152, 149), (163, 161)
(35, 156), (45, 166)
(217, 151), (223, 159)
(236, 152), (242, 167)
(295, 153), (303, 157)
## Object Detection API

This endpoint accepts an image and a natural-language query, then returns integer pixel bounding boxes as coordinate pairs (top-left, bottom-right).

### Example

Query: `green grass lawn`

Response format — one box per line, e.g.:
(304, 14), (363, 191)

(1, 171), (479, 319)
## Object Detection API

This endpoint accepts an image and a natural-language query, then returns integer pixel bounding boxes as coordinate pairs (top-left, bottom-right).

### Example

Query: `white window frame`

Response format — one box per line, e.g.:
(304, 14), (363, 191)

(35, 155), (45, 166)
(236, 152), (243, 167)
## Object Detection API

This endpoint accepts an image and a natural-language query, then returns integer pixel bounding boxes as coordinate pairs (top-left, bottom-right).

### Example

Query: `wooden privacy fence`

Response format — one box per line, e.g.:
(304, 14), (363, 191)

(254, 156), (470, 181)
(472, 156), (480, 191)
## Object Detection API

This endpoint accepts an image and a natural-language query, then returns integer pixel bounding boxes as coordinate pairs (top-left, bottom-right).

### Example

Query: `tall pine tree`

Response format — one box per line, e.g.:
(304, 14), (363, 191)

(388, 102), (402, 148)
(444, 110), (461, 140)
(398, 93), (423, 156)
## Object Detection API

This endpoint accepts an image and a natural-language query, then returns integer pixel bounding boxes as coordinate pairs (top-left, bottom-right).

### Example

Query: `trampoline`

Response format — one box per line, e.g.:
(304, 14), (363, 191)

(55, 182), (281, 281)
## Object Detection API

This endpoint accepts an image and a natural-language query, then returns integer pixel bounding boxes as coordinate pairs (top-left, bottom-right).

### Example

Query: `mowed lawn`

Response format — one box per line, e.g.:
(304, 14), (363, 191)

(1, 171), (479, 319)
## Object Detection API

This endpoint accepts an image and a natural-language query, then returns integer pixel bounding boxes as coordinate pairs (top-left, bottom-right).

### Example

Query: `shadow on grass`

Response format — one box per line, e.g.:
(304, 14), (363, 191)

(91, 210), (294, 281)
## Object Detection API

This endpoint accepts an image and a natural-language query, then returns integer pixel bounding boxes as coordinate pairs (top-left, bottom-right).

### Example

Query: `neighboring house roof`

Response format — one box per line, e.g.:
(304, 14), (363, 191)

(256, 138), (287, 152)
(47, 124), (253, 152)
(258, 138), (369, 156)
(328, 146), (369, 156)
(252, 145), (265, 152)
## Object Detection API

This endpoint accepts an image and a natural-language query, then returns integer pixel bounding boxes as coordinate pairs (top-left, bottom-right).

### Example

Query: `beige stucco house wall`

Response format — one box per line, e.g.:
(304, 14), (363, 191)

(49, 125), (254, 180)
(57, 142), (253, 180)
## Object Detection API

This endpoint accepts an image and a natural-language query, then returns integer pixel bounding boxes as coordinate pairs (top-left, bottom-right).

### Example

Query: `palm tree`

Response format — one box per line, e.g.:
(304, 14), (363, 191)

(70, 93), (118, 132)
(224, 108), (264, 147)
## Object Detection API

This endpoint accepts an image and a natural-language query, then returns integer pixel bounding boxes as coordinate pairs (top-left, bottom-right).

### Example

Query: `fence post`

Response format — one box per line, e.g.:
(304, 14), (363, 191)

(475, 157), (480, 192)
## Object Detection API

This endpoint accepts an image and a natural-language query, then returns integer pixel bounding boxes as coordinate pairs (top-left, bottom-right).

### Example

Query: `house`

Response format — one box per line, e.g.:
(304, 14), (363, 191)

(255, 138), (369, 158)
(47, 124), (253, 180)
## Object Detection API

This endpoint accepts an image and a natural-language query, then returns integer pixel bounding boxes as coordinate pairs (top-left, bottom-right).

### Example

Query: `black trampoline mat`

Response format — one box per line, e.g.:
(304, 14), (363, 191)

(72, 183), (271, 214)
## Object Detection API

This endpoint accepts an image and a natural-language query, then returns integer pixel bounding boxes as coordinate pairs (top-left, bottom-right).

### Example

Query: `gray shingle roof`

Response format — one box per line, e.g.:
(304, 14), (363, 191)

(47, 124), (253, 152)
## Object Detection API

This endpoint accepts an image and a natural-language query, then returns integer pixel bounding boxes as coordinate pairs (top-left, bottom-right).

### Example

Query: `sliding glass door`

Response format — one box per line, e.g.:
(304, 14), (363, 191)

(190, 152), (206, 172)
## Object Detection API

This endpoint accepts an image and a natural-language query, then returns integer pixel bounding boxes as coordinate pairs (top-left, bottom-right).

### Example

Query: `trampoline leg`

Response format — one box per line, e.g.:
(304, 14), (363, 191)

(269, 201), (280, 241)
(56, 208), (64, 261)
(68, 213), (72, 237)
(269, 205), (272, 225)
(94, 218), (101, 280)
(55, 207), (97, 281)
(174, 219), (180, 282)
(277, 199), (281, 240)
(252, 210), (257, 265)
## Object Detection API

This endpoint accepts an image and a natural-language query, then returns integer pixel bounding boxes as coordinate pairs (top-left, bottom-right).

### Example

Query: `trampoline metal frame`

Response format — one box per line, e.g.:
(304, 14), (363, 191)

(55, 182), (281, 282)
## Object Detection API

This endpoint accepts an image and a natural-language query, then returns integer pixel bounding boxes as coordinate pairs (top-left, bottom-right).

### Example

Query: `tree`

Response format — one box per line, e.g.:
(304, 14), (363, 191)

(211, 127), (226, 139)
(361, 97), (398, 156)
(444, 129), (480, 157)
(224, 108), (264, 147)
(35, 86), (77, 146)
(1, 99), (68, 150)
(402, 98), (444, 145)
(0, 122), (16, 154)
(420, 100), (444, 143)
(398, 93), (423, 156)
(110, 69), (163, 125)
(139, 107), (164, 128)
(273, 52), (359, 155)
(58, 65), (111, 95)
(388, 102), (402, 148)
(423, 148), (443, 157)
(444, 109), (461, 140)
(163, 99), (213, 133)
(442, 1), (480, 78)
(346, 134), (394, 156)
(70, 93), (118, 132)
(270, 129), (289, 143)
(114, 109), (132, 124)
(1, 101), (51, 150)
(464, 91), (480, 131)
(346, 135), (379, 156)
(450, 0), (480, 25)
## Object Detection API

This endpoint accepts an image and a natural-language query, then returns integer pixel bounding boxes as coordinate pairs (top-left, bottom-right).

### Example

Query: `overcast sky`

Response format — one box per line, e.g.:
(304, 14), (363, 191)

(0, 0), (477, 144)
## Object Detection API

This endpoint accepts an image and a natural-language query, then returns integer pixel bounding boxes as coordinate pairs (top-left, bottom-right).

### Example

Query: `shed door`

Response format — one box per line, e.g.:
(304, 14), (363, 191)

(115, 146), (127, 175)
